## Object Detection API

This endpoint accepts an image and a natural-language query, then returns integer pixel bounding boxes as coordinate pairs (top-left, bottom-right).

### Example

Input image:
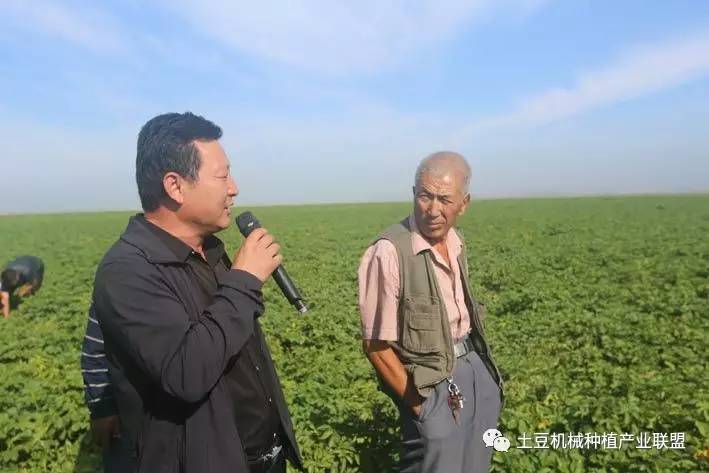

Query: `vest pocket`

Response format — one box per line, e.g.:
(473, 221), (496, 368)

(401, 295), (443, 354)
(402, 295), (442, 353)
(403, 314), (440, 353)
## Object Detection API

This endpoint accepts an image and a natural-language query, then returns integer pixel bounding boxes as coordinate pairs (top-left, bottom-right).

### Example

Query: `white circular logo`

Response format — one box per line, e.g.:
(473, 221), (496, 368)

(493, 436), (511, 452)
(482, 428), (502, 447)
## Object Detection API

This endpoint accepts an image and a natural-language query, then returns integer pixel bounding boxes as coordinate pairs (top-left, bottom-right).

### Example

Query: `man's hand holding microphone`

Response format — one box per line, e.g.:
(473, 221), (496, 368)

(232, 212), (308, 314)
(232, 227), (282, 282)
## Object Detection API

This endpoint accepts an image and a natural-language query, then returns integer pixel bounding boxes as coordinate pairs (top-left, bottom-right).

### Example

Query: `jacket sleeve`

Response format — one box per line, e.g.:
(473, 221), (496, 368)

(80, 304), (118, 419)
(93, 257), (263, 404)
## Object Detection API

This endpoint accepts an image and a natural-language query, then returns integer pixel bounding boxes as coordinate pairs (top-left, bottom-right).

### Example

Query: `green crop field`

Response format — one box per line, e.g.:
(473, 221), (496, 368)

(0, 195), (707, 472)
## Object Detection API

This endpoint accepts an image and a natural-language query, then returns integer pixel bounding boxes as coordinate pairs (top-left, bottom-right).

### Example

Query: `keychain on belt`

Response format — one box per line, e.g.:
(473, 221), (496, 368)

(447, 378), (465, 425)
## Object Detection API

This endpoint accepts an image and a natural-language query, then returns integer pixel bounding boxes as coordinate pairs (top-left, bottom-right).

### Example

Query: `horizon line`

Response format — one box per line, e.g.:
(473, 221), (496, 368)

(1, 191), (707, 218)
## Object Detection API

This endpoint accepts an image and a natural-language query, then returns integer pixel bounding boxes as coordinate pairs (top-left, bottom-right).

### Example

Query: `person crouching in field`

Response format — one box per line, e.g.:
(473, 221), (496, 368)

(1, 255), (44, 318)
(358, 152), (504, 473)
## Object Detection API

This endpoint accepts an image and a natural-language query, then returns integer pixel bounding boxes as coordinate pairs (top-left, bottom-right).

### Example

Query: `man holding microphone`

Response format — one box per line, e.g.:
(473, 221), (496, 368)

(92, 112), (301, 472)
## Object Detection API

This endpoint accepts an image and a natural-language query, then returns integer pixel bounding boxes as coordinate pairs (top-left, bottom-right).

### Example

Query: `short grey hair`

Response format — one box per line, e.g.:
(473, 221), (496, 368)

(414, 151), (471, 194)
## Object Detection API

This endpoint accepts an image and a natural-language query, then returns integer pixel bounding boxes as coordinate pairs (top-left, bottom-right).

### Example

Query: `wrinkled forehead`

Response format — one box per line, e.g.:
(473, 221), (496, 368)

(416, 169), (467, 195)
(415, 152), (470, 194)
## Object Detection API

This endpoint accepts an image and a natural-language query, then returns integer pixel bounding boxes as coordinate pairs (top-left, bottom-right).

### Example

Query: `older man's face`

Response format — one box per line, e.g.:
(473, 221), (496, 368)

(413, 171), (470, 243)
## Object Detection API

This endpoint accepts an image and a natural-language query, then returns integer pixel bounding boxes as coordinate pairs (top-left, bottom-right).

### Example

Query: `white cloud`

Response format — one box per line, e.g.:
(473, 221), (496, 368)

(463, 31), (709, 134)
(0, 0), (124, 53)
(164, 0), (544, 74)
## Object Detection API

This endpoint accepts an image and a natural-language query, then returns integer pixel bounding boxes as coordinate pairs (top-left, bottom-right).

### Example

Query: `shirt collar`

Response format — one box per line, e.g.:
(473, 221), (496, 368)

(121, 214), (226, 266)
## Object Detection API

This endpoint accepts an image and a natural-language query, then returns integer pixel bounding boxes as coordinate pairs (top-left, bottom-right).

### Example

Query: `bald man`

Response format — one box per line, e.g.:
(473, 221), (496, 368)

(358, 152), (504, 473)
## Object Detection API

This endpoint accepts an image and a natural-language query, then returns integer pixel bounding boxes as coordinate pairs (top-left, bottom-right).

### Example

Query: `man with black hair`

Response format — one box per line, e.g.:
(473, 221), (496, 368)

(1, 255), (44, 318)
(91, 112), (301, 473)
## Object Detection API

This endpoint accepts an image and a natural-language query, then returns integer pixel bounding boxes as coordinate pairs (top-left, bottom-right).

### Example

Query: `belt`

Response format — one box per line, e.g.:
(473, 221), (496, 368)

(453, 333), (475, 358)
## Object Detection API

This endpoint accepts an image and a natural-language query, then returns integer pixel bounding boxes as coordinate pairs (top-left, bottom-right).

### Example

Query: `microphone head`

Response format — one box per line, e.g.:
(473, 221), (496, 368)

(294, 299), (308, 314)
(236, 211), (262, 237)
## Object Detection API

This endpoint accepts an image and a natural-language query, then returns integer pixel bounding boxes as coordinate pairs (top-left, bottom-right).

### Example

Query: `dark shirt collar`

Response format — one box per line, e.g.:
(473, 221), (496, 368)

(120, 214), (225, 266)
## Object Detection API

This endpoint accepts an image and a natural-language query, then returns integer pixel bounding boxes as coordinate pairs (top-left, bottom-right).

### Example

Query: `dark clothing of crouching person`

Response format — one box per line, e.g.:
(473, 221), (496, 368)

(1, 255), (44, 318)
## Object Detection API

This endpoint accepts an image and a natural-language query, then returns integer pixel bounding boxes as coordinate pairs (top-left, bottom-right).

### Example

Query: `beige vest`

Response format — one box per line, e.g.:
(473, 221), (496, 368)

(377, 218), (503, 398)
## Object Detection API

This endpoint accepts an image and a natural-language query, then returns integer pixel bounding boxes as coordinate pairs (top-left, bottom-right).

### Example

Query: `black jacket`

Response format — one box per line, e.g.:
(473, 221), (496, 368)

(93, 215), (302, 472)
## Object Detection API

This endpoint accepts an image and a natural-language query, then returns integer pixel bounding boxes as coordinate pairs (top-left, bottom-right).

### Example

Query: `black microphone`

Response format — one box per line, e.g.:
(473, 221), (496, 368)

(235, 211), (308, 314)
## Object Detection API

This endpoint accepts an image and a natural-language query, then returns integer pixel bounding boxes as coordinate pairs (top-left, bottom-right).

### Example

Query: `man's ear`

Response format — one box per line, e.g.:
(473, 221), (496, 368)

(458, 193), (471, 216)
(162, 172), (185, 205)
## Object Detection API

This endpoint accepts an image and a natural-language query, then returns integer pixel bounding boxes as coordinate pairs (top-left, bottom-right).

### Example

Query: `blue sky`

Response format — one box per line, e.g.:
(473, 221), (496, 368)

(1, 0), (708, 213)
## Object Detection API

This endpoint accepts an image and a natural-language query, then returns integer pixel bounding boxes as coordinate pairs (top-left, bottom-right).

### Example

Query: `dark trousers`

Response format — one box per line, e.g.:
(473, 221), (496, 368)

(102, 436), (135, 473)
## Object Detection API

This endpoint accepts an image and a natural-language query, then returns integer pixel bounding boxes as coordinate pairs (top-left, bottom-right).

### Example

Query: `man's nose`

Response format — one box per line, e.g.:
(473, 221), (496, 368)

(228, 177), (238, 197)
(428, 198), (442, 216)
